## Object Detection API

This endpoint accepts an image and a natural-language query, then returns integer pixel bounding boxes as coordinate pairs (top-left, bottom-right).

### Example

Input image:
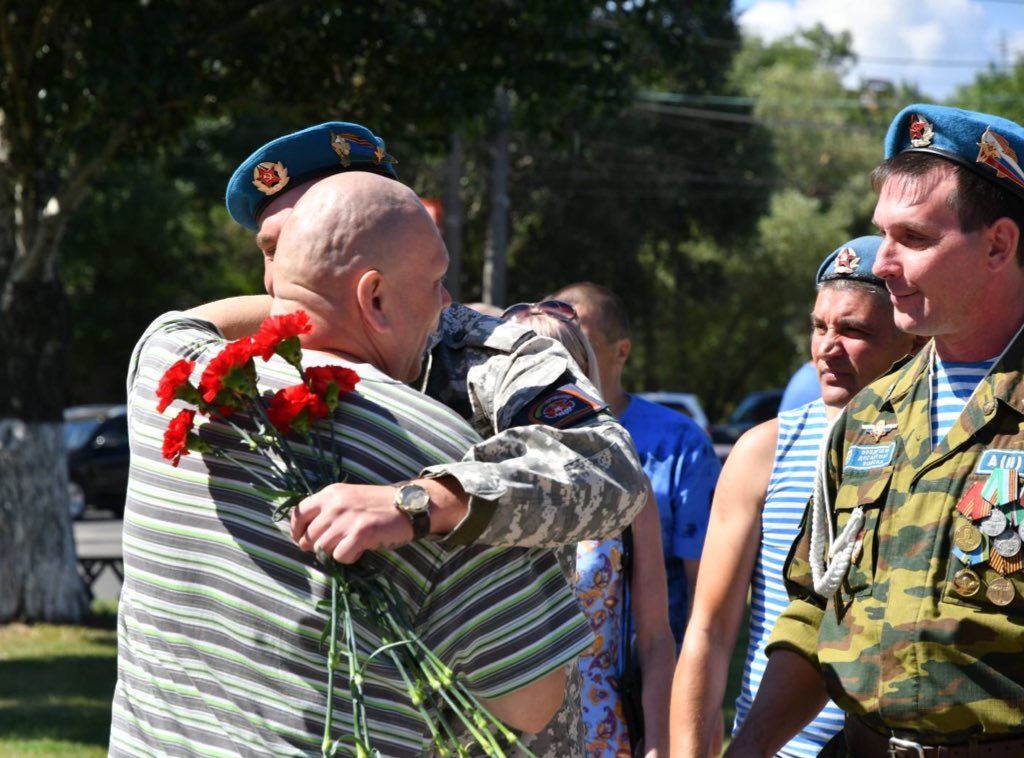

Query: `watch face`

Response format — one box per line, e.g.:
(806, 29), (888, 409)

(397, 484), (430, 513)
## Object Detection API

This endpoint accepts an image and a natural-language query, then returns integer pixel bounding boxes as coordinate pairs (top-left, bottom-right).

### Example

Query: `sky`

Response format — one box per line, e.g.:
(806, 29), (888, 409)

(734, 0), (1024, 100)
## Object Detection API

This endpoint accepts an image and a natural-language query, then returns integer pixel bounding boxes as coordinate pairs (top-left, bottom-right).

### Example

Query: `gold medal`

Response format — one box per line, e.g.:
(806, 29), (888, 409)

(953, 523), (982, 552)
(953, 568), (981, 597)
(986, 576), (1016, 606)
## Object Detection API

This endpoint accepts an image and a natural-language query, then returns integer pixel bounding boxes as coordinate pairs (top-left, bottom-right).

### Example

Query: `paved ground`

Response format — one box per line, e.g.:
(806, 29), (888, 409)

(73, 510), (123, 602)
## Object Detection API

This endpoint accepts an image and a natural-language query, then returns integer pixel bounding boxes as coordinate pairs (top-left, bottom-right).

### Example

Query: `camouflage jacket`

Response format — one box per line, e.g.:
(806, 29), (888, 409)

(769, 335), (1024, 740)
(421, 303), (647, 549)
(419, 303), (646, 758)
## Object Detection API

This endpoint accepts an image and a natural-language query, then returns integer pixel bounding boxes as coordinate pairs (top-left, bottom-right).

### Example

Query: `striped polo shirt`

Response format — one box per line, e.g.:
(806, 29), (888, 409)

(732, 399), (845, 757)
(109, 313), (592, 757)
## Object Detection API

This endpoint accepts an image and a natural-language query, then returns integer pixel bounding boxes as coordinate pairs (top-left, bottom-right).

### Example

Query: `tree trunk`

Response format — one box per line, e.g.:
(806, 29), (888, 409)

(0, 279), (87, 622)
(0, 420), (87, 621)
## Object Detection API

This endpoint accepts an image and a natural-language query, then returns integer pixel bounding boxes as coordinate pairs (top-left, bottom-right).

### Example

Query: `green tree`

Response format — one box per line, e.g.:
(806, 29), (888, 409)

(0, 0), (661, 622)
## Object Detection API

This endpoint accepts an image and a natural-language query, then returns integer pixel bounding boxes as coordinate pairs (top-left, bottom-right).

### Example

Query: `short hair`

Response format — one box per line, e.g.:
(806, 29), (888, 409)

(817, 277), (889, 299)
(871, 151), (1024, 264)
(547, 282), (630, 342)
(511, 313), (602, 393)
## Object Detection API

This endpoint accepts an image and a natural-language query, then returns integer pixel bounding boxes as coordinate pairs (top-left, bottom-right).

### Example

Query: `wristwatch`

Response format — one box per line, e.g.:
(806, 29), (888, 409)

(394, 483), (431, 540)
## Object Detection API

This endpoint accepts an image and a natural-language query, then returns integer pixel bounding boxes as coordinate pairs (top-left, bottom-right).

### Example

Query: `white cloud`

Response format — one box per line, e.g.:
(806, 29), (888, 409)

(737, 0), (1022, 99)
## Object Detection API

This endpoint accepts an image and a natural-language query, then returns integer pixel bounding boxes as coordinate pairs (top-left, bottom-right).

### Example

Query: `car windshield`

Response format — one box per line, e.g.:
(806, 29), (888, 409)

(64, 418), (100, 450)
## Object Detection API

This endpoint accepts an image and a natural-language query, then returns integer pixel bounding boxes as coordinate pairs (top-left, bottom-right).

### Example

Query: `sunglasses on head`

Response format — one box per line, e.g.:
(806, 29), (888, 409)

(501, 300), (579, 323)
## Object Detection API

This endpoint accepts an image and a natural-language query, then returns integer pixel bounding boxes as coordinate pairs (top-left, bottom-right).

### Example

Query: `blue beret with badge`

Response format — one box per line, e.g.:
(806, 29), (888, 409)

(816, 235), (885, 288)
(225, 121), (398, 231)
(884, 104), (1024, 202)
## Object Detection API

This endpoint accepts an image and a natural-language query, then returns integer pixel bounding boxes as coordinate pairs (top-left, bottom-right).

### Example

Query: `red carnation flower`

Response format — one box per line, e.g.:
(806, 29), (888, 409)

(306, 365), (360, 399)
(199, 338), (257, 405)
(156, 359), (197, 413)
(162, 409), (196, 467)
(267, 383), (329, 435)
(253, 311), (314, 362)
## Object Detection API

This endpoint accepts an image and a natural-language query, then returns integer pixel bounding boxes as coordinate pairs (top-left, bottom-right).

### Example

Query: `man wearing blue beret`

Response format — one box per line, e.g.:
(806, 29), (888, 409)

(208, 121), (648, 756)
(729, 105), (1024, 756)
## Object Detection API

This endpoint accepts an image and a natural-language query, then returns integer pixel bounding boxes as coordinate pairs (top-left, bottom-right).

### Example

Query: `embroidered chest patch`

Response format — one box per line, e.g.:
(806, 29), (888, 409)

(844, 443), (896, 471)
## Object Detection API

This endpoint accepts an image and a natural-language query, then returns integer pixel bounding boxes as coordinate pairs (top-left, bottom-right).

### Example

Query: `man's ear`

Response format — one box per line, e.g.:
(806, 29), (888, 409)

(355, 269), (388, 333)
(986, 217), (1020, 271)
(616, 337), (631, 368)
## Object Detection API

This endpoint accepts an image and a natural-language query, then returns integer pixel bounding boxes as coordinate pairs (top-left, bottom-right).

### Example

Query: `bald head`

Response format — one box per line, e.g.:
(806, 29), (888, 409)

(273, 172), (431, 306)
(268, 171), (451, 381)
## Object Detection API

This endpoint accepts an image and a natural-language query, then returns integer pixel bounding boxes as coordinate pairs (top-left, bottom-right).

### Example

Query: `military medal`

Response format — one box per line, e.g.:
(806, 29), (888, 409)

(993, 529), (1022, 558)
(989, 548), (1023, 576)
(952, 467), (1024, 604)
(980, 509), (1008, 537)
(986, 576), (1016, 606)
(953, 568), (981, 597)
(982, 468), (1011, 506)
(953, 522), (983, 552)
(956, 481), (991, 520)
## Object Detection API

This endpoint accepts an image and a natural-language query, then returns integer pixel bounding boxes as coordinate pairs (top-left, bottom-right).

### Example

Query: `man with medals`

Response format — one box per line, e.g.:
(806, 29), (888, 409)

(671, 236), (922, 758)
(728, 104), (1024, 756)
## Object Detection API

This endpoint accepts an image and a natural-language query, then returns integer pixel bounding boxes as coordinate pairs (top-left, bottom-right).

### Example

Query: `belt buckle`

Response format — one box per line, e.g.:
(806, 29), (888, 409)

(888, 735), (926, 757)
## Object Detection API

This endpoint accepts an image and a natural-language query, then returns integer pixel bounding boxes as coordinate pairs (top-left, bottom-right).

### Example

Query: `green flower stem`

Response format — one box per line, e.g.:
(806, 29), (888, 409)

(340, 580), (370, 754)
(322, 572), (340, 757)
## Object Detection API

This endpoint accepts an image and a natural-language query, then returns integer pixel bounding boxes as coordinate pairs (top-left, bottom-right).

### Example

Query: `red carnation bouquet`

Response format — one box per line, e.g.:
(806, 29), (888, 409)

(154, 311), (529, 758)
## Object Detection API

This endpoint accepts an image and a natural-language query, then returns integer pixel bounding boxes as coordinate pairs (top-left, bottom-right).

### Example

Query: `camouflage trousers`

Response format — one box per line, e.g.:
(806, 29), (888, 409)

(516, 659), (585, 758)
(452, 659), (584, 758)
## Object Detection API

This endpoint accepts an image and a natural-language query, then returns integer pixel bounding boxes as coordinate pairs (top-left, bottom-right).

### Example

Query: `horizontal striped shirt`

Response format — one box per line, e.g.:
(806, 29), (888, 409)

(930, 355), (995, 448)
(109, 313), (592, 757)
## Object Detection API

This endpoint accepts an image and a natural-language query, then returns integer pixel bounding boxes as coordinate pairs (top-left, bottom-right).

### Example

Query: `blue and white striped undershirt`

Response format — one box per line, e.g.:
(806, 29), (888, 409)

(930, 355), (995, 447)
(732, 398), (845, 757)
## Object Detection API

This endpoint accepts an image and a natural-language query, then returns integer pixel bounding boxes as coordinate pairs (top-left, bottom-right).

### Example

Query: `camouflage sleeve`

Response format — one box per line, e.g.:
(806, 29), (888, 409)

(421, 321), (647, 549)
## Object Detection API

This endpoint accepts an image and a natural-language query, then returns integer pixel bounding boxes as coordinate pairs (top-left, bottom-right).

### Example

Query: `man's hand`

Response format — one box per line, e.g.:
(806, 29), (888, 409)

(290, 483), (412, 563)
(290, 476), (469, 563)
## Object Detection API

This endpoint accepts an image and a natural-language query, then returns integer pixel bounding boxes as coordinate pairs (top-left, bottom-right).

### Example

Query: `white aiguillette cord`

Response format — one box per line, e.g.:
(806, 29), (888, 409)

(809, 413), (864, 597)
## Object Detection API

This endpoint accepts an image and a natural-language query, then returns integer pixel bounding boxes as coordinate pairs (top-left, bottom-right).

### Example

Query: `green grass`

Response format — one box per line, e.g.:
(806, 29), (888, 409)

(0, 603), (118, 758)
(0, 601), (751, 757)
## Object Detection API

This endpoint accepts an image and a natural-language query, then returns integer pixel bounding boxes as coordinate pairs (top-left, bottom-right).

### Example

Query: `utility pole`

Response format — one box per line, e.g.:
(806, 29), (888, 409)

(483, 86), (510, 307)
(441, 130), (464, 302)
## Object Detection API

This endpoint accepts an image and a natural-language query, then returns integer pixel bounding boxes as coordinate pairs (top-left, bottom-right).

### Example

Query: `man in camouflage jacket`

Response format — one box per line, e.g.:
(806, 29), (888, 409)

(727, 105), (1024, 757)
(219, 121), (649, 757)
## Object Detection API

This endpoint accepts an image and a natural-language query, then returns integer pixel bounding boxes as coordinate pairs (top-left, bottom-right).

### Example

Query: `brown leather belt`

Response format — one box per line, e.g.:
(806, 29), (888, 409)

(844, 716), (1024, 757)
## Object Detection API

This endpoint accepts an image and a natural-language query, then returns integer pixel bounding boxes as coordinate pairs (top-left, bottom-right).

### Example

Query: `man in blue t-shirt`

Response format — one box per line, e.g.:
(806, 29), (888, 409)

(550, 282), (720, 646)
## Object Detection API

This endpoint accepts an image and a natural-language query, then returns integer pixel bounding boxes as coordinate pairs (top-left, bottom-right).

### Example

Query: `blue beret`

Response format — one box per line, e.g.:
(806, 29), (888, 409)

(884, 104), (1024, 202)
(225, 122), (398, 231)
(816, 235), (885, 288)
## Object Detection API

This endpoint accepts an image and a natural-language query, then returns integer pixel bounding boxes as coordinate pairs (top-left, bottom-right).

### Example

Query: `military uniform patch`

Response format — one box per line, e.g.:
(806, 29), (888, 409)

(512, 383), (606, 429)
(975, 449), (1024, 474)
(844, 443), (895, 470)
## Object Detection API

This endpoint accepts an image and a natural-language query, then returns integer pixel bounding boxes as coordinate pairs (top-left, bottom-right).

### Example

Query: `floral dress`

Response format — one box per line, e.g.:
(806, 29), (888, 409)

(576, 537), (632, 758)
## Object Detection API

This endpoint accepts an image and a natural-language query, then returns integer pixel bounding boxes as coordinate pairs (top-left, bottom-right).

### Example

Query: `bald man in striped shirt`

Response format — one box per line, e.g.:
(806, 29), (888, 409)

(110, 172), (592, 757)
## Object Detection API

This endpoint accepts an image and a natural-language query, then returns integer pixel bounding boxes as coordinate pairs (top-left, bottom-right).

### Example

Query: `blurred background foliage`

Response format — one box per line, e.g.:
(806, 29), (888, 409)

(15, 1), (1020, 421)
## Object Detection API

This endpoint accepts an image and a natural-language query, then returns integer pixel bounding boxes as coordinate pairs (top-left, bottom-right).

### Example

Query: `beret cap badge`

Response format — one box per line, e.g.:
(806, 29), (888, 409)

(909, 115), (934, 148)
(833, 247), (860, 274)
(976, 127), (1024, 192)
(252, 161), (290, 196)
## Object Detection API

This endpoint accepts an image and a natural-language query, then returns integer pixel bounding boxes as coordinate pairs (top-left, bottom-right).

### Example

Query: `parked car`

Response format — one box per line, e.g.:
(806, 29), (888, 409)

(711, 389), (784, 446)
(65, 404), (130, 519)
(636, 391), (712, 436)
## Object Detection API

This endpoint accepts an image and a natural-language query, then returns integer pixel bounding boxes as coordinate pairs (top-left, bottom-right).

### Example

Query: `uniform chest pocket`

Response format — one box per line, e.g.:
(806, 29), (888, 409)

(834, 466), (893, 597)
